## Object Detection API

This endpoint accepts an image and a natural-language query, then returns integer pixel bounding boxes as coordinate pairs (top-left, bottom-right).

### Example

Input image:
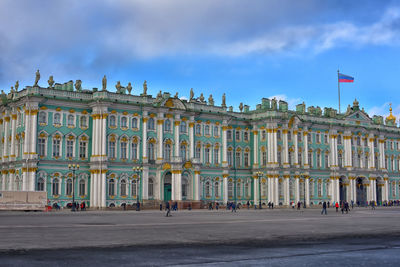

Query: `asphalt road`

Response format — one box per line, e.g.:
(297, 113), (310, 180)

(0, 207), (400, 266)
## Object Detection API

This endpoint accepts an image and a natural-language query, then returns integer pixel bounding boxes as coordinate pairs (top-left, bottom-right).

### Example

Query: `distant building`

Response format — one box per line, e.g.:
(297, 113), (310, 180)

(0, 80), (399, 208)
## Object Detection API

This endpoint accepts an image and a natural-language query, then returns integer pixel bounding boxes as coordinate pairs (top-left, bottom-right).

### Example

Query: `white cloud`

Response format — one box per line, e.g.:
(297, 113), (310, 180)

(368, 102), (400, 123)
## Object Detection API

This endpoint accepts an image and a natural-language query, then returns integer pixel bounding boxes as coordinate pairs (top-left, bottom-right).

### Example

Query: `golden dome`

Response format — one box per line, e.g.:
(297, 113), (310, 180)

(386, 103), (396, 121)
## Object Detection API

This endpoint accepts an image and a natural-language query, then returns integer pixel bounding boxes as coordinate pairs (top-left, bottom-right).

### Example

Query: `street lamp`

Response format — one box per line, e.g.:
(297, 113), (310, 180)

(133, 166), (143, 211)
(68, 164), (79, 211)
(255, 171), (263, 209)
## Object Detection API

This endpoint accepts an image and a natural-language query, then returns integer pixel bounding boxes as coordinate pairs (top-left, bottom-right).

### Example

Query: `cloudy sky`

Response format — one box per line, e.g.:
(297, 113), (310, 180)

(1, 0), (400, 118)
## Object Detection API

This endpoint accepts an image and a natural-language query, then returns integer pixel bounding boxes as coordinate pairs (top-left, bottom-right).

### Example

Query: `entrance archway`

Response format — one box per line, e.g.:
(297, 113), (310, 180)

(356, 177), (367, 206)
(164, 172), (172, 201)
(339, 176), (347, 202)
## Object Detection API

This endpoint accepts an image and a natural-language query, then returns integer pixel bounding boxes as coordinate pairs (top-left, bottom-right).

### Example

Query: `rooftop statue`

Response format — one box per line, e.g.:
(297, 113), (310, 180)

(208, 94), (214, 106)
(10, 86), (15, 93)
(127, 82), (132, 94)
(102, 75), (107, 91)
(48, 76), (54, 88)
(239, 102), (243, 112)
(189, 88), (194, 101)
(75, 80), (82, 92)
(199, 93), (205, 103)
(15, 81), (19, 92)
(222, 93), (226, 107)
(115, 81), (126, 94)
(34, 70), (40, 87)
(156, 90), (162, 101)
(143, 80), (148, 95)
(175, 92), (179, 98)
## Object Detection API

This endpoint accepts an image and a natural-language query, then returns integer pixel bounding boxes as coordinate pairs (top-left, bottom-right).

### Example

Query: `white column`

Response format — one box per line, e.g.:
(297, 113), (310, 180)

(283, 129), (289, 167)
(305, 176), (310, 205)
(101, 172), (106, 207)
(223, 175), (228, 204)
(10, 113), (16, 161)
(253, 128), (258, 167)
(90, 173), (95, 207)
(101, 115), (107, 158)
(273, 129), (278, 166)
(330, 133), (337, 167)
(349, 177), (355, 202)
(267, 176), (272, 203)
(142, 166), (149, 200)
(267, 128), (273, 164)
(30, 110), (38, 158)
(303, 130), (309, 168)
(142, 117), (148, 160)
(189, 121), (195, 159)
(379, 137), (385, 170)
(274, 176), (279, 205)
(8, 173), (14, 191)
(295, 176), (300, 204)
(194, 171), (200, 201)
(343, 132), (352, 168)
(384, 178), (389, 202)
(294, 130), (299, 167)
(23, 110), (30, 160)
(157, 117), (163, 160)
(253, 176), (259, 205)
(174, 171), (182, 200)
(3, 115), (10, 161)
(284, 176), (289, 205)
(174, 116), (180, 158)
(368, 136), (375, 169)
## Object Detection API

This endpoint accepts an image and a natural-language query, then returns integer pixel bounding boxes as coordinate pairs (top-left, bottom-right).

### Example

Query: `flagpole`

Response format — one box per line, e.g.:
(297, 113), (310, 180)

(337, 69), (341, 113)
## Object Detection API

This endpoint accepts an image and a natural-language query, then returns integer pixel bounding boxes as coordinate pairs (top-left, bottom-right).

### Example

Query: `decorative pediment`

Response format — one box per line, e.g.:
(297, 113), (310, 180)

(161, 98), (186, 110)
(345, 110), (371, 123)
(183, 161), (193, 169)
(162, 163), (171, 170)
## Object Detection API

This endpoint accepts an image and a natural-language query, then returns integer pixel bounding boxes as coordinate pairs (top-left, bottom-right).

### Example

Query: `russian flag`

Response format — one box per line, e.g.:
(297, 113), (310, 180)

(338, 73), (354, 83)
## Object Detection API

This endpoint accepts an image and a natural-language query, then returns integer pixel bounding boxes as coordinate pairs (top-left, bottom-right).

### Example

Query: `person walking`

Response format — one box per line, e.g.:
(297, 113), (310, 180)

(351, 200), (354, 210)
(297, 201), (301, 210)
(165, 201), (171, 217)
(345, 202), (349, 214)
(335, 201), (339, 212)
(321, 201), (327, 215)
(216, 202), (219, 210)
(371, 201), (375, 210)
(247, 200), (250, 210)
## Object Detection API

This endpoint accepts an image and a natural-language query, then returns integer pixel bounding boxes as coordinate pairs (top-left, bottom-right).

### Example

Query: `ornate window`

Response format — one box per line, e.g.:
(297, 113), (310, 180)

(279, 180), (283, 197)
(214, 181), (219, 198)
(38, 137), (46, 157)
(205, 181), (211, 198)
(120, 139), (127, 160)
(262, 151), (267, 166)
(289, 179), (294, 198)
(39, 111), (47, 124)
(262, 130), (266, 141)
(338, 153), (343, 167)
(52, 178), (59, 196)
(297, 132), (302, 142)
(298, 152), (302, 166)
(66, 179), (73, 195)
(79, 138), (87, 159)
(307, 133), (311, 143)
(205, 147), (210, 164)
(261, 181), (267, 197)
(54, 113), (61, 125)
(80, 116), (87, 128)
(132, 117), (138, 129)
(337, 135), (342, 145)
(324, 134), (328, 144)
(164, 143), (171, 161)
(109, 115), (116, 127)
(79, 179), (85, 196)
(227, 149), (233, 167)
(214, 147), (219, 164)
(228, 181), (233, 198)
(120, 179), (127, 196)
(180, 121), (187, 133)
(316, 133), (320, 143)
(67, 114), (75, 127)
(214, 126), (219, 137)
(108, 139), (116, 159)
(277, 130), (281, 140)
(325, 154), (329, 168)
(182, 177), (188, 198)
(309, 180), (314, 196)
(205, 125), (210, 136)
(195, 145), (201, 159)
(244, 131), (249, 142)
(235, 150), (241, 167)
(108, 179), (115, 196)
(277, 151), (282, 165)
(235, 131), (240, 141)
(195, 124), (201, 135)
(147, 118), (155, 130)
(66, 139), (74, 158)
(131, 140), (138, 160)
(326, 180), (331, 196)
(237, 182), (242, 198)
(148, 178), (154, 198)
(316, 152), (321, 168)
(244, 151), (249, 167)
(318, 180), (322, 196)
(52, 137), (61, 158)
(244, 182), (249, 198)
(227, 130), (232, 140)
(121, 117), (127, 128)
(14, 176), (21, 191)
(37, 177), (45, 191)
(132, 180), (137, 197)
(164, 119), (171, 132)
(180, 144), (187, 161)
(148, 142), (155, 160)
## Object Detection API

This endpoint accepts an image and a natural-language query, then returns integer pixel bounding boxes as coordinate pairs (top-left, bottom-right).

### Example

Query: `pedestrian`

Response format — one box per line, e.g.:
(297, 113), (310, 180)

(271, 202), (274, 209)
(188, 203), (192, 210)
(297, 201), (301, 210)
(247, 200), (250, 210)
(292, 202), (295, 209)
(136, 201), (140, 211)
(321, 201), (327, 215)
(209, 202), (213, 210)
(166, 201), (171, 217)
(327, 201), (330, 208)
(216, 202), (219, 210)
(268, 202), (271, 209)
(345, 202), (349, 214)
(371, 201), (375, 210)
(351, 200), (354, 210)
(160, 203), (163, 211)
(335, 202), (339, 212)
(232, 202), (236, 212)
(341, 202), (344, 214)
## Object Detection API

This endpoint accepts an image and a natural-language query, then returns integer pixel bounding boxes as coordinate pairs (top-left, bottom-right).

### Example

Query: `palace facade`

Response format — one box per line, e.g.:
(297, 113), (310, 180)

(1, 78), (400, 208)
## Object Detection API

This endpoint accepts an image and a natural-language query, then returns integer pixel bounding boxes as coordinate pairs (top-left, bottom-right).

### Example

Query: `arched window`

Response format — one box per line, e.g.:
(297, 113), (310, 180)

(164, 119), (171, 132)
(228, 181), (233, 198)
(66, 179), (73, 195)
(214, 147), (219, 164)
(132, 118), (138, 128)
(244, 182), (249, 198)
(109, 115), (116, 127)
(109, 179), (115, 196)
(338, 153), (343, 167)
(262, 181), (267, 197)
(54, 113), (61, 125)
(214, 126), (219, 137)
(164, 143), (171, 161)
(120, 179), (127, 196)
(237, 182), (242, 198)
(67, 115), (74, 126)
(180, 121), (187, 133)
(326, 180), (331, 196)
(131, 139), (138, 160)
(121, 117), (127, 128)
(289, 179), (294, 198)
(79, 179), (85, 196)
(109, 138), (116, 158)
(120, 139), (127, 160)
(132, 180), (137, 197)
(148, 178), (154, 198)
(309, 180), (314, 196)
(205, 181), (211, 198)
(52, 178), (59, 196)
(66, 137), (74, 158)
(195, 124), (201, 135)
(37, 178), (45, 191)
(205, 147), (210, 164)
(215, 181), (219, 198)
(80, 116), (87, 128)
(279, 180), (283, 197)
(205, 125), (210, 135)
(147, 118), (155, 130)
(39, 111), (47, 124)
(180, 144), (187, 161)
(148, 142), (155, 160)
(318, 180), (322, 196)
(38, 136), (46, 157)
